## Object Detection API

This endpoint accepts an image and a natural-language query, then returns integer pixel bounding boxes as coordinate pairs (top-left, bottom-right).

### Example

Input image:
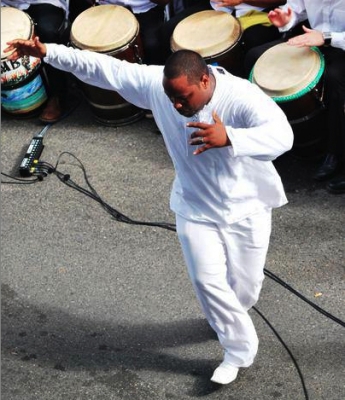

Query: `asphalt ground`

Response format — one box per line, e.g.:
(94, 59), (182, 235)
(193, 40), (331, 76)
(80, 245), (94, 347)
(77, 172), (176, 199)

(1, 92), (345, 400)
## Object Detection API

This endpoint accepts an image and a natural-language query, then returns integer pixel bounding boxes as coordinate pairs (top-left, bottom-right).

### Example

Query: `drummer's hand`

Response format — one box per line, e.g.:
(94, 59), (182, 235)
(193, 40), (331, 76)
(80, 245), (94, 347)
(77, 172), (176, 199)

(287, 26), (325, 47)
(4, 36), (47, 60)
(187, 111), (231, 156)
(211, 0), (242, 7)
(268, 7), (292, 27)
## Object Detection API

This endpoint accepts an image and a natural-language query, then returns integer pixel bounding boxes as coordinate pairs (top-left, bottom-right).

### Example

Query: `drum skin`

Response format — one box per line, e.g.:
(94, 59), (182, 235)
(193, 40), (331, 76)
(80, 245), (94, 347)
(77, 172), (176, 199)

(171, 10), (243, 75)
(250, 43), (326, 156)
(70, 5), (145, 126)
(250, 43), (325, 124)
(1, 7), (48, 116)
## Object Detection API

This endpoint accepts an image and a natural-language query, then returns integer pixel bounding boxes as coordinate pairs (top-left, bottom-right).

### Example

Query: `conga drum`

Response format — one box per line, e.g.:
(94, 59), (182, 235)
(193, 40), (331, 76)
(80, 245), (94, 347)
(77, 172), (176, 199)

(249, 43), (326, 158)
(171, 10), (243, 76)
(70, 4), (145, 126)
(250, 43), (326, 157)
(250, 43), (325, 124)
(1, 7), (48, 117)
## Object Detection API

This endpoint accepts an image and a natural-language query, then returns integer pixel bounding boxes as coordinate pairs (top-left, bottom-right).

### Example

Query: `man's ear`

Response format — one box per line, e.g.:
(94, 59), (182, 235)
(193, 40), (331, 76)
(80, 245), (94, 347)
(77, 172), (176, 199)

(200, 73), (210, 89)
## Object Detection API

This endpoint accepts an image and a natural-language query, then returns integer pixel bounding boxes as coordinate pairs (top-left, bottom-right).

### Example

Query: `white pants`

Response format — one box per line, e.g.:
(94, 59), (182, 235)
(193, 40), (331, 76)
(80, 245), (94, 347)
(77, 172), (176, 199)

(176, 209), (272, 368)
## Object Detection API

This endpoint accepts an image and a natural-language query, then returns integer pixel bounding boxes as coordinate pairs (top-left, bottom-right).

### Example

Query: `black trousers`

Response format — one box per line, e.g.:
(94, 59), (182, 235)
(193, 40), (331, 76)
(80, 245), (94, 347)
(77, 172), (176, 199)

(135, 5), (166, 65)
(26, 3), (69, 99)
(322, 47), (345, 157)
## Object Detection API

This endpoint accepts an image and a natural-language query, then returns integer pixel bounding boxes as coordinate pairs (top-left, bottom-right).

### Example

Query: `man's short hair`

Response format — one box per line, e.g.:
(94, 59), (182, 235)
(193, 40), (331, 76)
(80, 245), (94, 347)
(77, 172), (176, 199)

(164, 50), (209, 85)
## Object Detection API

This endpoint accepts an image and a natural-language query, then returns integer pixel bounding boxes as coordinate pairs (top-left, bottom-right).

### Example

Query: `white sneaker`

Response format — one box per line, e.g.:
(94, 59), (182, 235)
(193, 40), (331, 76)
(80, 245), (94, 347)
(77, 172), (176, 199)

(210, 362), (239, 385)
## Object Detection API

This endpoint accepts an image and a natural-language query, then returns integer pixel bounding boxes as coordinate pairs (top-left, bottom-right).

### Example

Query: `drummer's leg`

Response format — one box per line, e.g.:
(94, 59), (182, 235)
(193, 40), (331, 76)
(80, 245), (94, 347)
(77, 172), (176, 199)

(321, 48), (345, 192)
(26, 4), (65, 42)
(241, 24), (281, 55)
(135, 5), (166, 65)
(27, 4), (69, 122)
(323, 49), (345, 152)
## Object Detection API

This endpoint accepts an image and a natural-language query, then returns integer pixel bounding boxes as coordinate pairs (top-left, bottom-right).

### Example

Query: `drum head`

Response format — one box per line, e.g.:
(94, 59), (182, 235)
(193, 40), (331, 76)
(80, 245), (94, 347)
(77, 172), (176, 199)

(1, 7), (33, 59)
(251, 43), (323, 100)
(70, 5), (139, 53)
(171, 10), (241, 58)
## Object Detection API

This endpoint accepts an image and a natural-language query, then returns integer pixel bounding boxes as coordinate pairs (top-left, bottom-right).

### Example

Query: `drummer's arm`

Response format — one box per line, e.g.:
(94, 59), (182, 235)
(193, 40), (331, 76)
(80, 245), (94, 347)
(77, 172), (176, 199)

(329, 31), (345, 51)
(288, 26), (345, 51)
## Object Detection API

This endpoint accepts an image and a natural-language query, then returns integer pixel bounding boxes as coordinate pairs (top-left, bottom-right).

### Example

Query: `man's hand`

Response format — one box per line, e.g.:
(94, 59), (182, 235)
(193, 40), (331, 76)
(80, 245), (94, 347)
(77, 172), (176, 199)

(4, 36), (47, 61)
(287, 25), (325, 47)
(188, 111), (231, 155)
(268, 7), (292, 27)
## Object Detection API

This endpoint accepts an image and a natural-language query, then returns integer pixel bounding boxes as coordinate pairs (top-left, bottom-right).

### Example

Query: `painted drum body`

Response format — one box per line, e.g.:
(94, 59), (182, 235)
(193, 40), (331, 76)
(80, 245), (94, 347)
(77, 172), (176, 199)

(1, 7), (48, 116)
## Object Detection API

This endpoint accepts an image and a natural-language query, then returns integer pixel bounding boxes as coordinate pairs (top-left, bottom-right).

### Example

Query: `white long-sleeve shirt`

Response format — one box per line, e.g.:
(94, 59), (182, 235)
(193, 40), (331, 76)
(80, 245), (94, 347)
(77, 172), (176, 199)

(1, 0), (68, 13)
(280, 0), (345, 51)
(44, 44), (293, 224)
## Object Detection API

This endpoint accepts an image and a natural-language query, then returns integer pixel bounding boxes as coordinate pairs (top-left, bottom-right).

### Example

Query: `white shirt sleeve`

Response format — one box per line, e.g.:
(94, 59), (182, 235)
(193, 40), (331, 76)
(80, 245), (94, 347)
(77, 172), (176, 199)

(279, 1), (308, 32)
(331, 32), (345, 51)
(224, 82), (294, 161)
(44, 43), (159, 110)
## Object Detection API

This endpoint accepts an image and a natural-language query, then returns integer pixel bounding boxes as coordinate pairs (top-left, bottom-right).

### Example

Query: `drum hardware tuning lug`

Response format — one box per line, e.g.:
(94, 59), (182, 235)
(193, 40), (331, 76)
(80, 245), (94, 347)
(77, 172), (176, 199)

(133, 44), (143, 64)
(314, 80), (325, 103)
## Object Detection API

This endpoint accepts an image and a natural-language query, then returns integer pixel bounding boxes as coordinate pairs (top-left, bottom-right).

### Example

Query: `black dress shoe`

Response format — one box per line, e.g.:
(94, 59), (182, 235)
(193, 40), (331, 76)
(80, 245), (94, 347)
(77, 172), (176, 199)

(313, 154), (341, 181)
(327, 175), (345, 194)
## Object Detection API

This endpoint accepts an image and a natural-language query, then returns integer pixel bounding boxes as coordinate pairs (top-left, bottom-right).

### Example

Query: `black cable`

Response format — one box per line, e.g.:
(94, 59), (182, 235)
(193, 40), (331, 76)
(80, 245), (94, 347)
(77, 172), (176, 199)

(53, 152), (176, 231)
(253, 306), (309, 400)
(263, 268), (345, 328)
(1, 171), (41, 184)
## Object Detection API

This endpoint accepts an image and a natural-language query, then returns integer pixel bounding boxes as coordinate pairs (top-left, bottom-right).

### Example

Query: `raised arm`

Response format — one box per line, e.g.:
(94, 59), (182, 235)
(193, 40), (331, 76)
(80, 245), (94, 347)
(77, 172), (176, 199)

(5, 36), (156, 111)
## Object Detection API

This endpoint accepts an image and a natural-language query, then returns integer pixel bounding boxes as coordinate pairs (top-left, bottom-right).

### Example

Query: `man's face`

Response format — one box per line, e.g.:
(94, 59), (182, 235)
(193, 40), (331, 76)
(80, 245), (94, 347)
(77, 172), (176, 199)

(162, 74), (210, 118)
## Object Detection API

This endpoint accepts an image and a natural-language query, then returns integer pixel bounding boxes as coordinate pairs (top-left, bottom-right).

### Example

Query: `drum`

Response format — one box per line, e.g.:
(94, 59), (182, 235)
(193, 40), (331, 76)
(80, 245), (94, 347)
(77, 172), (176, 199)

(250, 43), (325, 124)
(70, 4), (145, 126)
(250, 43), (326, 157)
(170, 10), (243, 76)
(1, 7), (48, 116)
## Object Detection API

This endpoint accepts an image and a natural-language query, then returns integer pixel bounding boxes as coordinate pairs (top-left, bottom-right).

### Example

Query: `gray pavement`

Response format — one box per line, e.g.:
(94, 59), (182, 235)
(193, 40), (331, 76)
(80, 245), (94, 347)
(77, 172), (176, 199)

(1, 97), (345, 400)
